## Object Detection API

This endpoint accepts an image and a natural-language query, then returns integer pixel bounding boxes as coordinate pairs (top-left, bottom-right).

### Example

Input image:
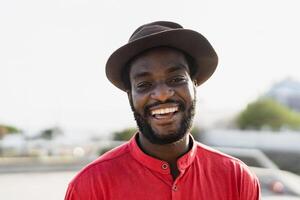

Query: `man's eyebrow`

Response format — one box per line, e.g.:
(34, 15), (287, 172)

(132, 64), (188, 80)
(166, 64), (188, 74)
(132, 71), (151, 80)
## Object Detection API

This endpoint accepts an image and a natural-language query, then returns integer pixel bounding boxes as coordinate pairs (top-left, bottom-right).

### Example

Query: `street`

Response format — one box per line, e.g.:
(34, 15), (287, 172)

(0, 171), (76, 200)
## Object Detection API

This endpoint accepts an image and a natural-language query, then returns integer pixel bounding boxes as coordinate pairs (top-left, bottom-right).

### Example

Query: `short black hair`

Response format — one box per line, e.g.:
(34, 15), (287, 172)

(121, 47), (196, 91)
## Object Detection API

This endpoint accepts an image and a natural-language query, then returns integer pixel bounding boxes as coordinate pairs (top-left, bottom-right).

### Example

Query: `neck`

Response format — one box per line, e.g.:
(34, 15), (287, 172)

(137, 133), (191, 164)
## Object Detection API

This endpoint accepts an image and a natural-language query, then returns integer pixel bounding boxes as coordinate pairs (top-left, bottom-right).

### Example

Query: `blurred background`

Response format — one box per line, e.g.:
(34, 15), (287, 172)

(1, 0), (300, 199)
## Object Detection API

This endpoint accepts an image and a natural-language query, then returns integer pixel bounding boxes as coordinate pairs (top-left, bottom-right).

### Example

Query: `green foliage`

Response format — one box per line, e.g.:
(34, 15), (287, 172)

(236, 98), (300, 131)
(39, 127), (63, 140)
(0, 125), (19, 133)
(113, 127), (137, 141)
(0, 124), (21, 139)
(98, 147), (113, 155)
(4, 125), (19, 133)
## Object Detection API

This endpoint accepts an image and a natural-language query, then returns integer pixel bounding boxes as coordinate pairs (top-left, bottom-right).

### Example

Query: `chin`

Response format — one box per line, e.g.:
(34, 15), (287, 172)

(129, 95), (196, 145)
(134, 110), (193, 145)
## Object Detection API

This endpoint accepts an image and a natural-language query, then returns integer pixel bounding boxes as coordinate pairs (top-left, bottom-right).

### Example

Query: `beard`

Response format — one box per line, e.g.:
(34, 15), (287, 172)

(129, 96), (196, 145)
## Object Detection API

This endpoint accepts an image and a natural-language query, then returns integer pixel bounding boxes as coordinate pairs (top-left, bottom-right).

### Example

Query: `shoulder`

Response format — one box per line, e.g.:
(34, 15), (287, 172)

(194, 142), (261, 199)
(69, 142), (130, 186)
(65, 142), (133, 199)
(195, 142), (258, 179)
(195, 142), (243, 164)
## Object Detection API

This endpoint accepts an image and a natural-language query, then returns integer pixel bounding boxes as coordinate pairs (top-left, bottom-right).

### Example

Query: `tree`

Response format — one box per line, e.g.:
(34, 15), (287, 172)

(39, 126), (63, 140)
(113, 127), (137, 141)
(236, 98), (300, 131)
(190, 126), (203, 141)
(0, 124), (20, 139)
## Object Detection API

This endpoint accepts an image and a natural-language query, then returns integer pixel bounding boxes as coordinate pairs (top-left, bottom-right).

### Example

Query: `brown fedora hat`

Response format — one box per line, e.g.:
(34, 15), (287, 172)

(105, 21), (218, 91)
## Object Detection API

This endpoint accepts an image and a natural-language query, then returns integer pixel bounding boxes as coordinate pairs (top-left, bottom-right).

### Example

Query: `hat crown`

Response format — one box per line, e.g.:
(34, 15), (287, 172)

(129, 21), (183, 42)
(106, 21), (218, 91)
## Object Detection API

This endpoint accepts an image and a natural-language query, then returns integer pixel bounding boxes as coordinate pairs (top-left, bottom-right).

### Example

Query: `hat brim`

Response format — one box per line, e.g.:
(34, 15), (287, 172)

(105, 29), (218, 91)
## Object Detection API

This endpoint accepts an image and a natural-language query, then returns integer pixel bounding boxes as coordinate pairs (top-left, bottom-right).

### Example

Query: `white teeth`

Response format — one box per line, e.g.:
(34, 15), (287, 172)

(151, 107), (178, 115)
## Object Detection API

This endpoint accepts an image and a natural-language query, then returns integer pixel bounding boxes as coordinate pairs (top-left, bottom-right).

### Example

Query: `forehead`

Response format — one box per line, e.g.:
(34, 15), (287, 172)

(129, 47), (190, 79)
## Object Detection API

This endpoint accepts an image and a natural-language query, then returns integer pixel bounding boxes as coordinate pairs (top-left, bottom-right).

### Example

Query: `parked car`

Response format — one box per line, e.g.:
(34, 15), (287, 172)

(216, 147), (300, 199)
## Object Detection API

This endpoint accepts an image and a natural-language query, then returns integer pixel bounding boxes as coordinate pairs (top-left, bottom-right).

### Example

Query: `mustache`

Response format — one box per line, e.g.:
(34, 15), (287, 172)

(144, 99), (185, 115)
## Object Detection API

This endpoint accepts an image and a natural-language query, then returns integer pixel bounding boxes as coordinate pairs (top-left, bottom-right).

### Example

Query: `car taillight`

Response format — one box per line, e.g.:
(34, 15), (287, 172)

(270, 181), (285, 193)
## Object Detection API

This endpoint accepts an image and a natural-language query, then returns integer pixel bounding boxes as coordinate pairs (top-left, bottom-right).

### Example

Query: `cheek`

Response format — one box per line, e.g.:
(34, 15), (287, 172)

(131, 91), (147, 112)
(181, 81), (196, 103)
(188, 83), (196, 99)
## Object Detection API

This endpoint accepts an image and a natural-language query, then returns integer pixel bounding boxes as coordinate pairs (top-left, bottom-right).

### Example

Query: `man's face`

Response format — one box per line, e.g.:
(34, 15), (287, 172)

(128, 47), (196, 145)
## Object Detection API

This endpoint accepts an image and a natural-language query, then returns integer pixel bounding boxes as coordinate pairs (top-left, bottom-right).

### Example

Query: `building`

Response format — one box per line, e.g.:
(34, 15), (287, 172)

(265, 78), (300, 112)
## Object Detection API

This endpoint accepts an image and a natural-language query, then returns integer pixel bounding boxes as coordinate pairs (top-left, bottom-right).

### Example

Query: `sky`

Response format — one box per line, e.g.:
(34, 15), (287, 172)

(1, 0), (300, 137)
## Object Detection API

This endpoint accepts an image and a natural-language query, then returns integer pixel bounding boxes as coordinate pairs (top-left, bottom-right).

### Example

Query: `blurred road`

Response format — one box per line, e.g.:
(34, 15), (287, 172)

(0, 171), (76, 200)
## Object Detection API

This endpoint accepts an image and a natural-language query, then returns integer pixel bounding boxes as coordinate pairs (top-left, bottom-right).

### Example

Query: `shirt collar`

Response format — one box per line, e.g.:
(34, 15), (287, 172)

(129, 133), (197, 174)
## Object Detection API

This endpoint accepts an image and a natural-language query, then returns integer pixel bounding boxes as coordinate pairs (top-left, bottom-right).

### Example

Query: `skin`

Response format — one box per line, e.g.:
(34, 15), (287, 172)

(127, 47), (197, 179)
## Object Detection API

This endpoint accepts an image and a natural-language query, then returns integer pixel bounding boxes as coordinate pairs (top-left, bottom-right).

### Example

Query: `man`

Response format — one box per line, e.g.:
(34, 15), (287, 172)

(65, 21), (261, 200)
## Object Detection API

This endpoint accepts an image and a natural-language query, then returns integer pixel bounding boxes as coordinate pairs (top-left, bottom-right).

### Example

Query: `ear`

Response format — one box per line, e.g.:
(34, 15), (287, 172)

(126, 90), (132, 102)
(193, 80), (198, 87)
(127, 90), (136, 110)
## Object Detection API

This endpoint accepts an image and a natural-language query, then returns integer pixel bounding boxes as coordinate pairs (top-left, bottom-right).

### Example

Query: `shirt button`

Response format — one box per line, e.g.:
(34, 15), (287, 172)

(172, 185), (178, 191)
(161, 163), (168, 170)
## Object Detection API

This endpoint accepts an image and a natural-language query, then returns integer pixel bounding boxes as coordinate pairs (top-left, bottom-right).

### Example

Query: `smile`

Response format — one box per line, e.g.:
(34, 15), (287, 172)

(150, 106), (179, 120)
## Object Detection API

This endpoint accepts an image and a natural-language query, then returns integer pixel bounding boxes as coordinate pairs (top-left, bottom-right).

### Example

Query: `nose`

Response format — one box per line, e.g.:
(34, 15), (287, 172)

(150, 83), (174, 102)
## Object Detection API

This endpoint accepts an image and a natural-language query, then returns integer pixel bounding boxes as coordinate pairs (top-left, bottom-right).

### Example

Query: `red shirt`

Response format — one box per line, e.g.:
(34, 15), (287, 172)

(65, 134), (261, 200)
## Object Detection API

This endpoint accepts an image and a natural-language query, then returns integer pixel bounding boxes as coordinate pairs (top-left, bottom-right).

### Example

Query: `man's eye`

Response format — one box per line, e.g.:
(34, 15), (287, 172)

(169, 76), (186, 84)
(136, 82), (152, 90)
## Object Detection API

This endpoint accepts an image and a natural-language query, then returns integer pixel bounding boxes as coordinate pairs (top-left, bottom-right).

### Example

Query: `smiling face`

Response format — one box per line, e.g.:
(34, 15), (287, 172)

(128, 47), (196, 144)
